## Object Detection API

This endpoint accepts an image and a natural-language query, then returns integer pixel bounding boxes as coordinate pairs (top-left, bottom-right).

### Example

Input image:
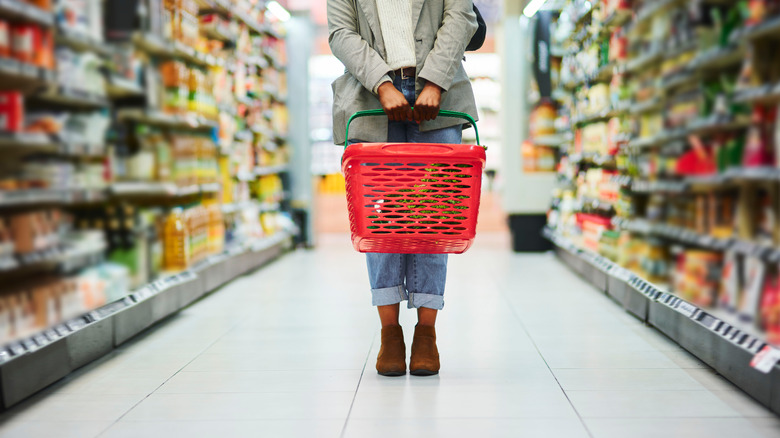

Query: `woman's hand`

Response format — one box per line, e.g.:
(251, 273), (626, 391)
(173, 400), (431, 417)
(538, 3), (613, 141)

(413, 82), (442, 122)
(378, 82), (413, 122)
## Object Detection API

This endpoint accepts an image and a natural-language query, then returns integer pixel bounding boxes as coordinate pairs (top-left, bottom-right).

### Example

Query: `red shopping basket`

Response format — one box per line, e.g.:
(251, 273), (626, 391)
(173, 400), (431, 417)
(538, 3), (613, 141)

(342, 109), (486, 254)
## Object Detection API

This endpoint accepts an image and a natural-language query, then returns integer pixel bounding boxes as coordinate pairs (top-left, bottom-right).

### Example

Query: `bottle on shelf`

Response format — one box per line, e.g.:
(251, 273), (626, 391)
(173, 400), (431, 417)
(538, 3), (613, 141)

(163, 207), (190, 271)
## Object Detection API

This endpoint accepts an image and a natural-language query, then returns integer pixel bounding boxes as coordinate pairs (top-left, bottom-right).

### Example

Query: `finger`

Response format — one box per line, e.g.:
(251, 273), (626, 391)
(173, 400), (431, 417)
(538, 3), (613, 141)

(404, 103), (413, 122)
(396, 105), (406, 122)
(389, 106), (400, 122)
(422, 105), (431, 122)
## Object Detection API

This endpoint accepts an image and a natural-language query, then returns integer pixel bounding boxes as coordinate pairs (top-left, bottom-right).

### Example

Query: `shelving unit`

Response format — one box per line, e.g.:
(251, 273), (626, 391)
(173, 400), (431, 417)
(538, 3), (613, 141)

(0, 0), (296, 408)
(0, 231), (292, 408)
(545, 0), (780, 414)
(545, 228), (780, 415)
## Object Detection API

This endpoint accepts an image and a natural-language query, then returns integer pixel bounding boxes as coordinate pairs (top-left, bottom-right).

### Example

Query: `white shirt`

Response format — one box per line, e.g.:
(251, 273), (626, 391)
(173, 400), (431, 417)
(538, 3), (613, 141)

(373, 0), (416, 92)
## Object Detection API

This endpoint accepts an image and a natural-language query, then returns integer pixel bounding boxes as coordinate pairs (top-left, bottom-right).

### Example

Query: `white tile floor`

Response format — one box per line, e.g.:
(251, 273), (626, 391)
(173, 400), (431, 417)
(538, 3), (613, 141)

(1, 233), (779, 438)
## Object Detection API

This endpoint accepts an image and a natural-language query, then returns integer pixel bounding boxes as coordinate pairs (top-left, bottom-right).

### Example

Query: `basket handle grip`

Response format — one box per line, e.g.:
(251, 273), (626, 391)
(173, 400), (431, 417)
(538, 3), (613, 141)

(345, 109), (480, 148)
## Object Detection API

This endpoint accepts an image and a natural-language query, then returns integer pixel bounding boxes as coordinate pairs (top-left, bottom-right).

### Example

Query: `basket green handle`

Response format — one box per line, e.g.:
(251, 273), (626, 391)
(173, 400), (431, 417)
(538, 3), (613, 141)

(345, 109), (480, 148)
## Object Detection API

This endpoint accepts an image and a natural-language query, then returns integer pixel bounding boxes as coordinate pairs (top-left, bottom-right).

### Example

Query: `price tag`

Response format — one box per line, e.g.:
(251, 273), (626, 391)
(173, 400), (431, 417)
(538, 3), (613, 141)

(675, 301), (697, 318)
(44, 329), (59, 341)
(751, 345), (780, 373)
(32, 334), (48, 347)
(716, 323), (731, 337)
(7, 342), (24, 356)
(21, 338), (37, 351)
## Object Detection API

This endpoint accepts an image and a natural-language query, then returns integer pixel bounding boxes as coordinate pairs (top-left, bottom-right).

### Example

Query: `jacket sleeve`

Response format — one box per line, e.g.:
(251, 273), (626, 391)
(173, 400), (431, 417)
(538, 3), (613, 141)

(418, 0), (477, 91)
(328, 0), (393, 94)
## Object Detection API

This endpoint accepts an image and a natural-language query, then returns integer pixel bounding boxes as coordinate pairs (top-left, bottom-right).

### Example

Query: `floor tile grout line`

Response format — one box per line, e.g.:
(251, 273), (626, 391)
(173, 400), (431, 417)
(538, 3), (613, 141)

(495, 274), (596, 438)
(93, 316), (252, 438)
(340, 333), (376, 438)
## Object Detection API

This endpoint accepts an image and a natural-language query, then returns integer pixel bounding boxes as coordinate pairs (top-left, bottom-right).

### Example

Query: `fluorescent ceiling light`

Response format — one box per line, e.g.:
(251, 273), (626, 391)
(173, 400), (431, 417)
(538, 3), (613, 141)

(267, 1), (291, 22)
(523, 0), (548, 17)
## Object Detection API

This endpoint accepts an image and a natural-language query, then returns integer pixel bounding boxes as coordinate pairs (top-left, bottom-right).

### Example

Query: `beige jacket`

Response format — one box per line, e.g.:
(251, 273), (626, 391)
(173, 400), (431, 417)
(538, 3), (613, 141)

(328, 0), (479, 145)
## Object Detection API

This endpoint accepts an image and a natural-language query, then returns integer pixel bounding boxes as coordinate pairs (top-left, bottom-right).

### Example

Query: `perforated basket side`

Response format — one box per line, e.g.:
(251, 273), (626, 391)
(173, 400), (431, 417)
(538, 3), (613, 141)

(344, 146), (484, 253)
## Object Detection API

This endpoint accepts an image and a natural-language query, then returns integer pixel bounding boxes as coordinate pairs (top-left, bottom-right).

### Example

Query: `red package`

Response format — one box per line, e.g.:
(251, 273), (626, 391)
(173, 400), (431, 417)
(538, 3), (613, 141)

(0, 20), (9, 58)
(0, 91), (24, 133)
(11, 24), (36, 64)
(35, 28), (53, 69)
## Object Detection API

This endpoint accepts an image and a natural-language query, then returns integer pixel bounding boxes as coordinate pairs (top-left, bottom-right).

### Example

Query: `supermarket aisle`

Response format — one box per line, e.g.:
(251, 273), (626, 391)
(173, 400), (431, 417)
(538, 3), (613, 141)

(0, 234), (779, 438)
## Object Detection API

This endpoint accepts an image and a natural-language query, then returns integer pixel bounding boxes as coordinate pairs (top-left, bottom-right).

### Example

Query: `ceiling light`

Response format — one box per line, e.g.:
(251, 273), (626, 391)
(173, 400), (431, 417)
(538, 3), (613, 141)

(523, 0), (548, 17)
(267, 1), (290, 22)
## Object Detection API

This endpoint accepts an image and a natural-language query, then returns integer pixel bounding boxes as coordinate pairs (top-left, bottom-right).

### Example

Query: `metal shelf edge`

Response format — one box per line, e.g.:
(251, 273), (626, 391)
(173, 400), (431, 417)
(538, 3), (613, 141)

(544, 228), (780, 415)
(0, 232), (292, 408)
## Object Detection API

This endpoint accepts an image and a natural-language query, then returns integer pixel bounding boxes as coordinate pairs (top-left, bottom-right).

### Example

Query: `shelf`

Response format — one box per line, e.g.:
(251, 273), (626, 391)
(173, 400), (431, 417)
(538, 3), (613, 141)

(630, 179), (688, 194)
(0, 231), (293, 408)
(0, 0), (53, 27)
(576, 196), (615, 213)
(569, 152), (616, 167)
(733, 83), (780, 105)
(573, 4), (593, 26)
(55, 28), (112, 56)
(661, 70), (698, 92)
(0, 132), (58, 151)
(106, 75), (145, 99)
(201, 24), (237, 43)
(233, 7), (265, 35)
(110, 182), (220, 198)
(195, 0), (232, 14)
(629, 98), (665, 115)
(0, 188), (106, 208)
(630, 168), (780, 194)
(745, 14), (780, 41)
(221, 200), (253, 214)
(254, 164), (290, 176)
(572, 103), (629, 126)
(200, 182), (221, 194)
(691, 45), (745, 72)
(626, 50), (663, 74)
(566, 63), (621, 90)
(0, 57), (55, 91)
(32, 87), (110, 109)
(613, 218), (780, 259)
(117, 109), (218, 131)
(531, 134), (572, 147)
(603, 9), (632, 30)
(626, 115), (746, 150)
(688, 115), (751, 134)
(0, 241), (106, 277)
(544, 227), (780, 417)
(133, 33), (224, 68)
(632, 0), (684, 30)
(0, 132), (104, 157)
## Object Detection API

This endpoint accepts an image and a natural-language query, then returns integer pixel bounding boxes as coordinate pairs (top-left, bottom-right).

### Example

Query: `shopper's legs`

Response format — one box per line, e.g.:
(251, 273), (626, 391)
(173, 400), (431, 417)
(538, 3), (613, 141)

(405, 120), (463, 328)
(405, 253), (448, 313)
(366, 74), (413, 324)
(366, 253), (408, 320)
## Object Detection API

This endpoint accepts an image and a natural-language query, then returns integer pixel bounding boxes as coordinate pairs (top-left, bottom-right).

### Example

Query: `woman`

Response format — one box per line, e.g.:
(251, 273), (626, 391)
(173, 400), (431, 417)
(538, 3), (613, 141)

(328, 0), (478, 376)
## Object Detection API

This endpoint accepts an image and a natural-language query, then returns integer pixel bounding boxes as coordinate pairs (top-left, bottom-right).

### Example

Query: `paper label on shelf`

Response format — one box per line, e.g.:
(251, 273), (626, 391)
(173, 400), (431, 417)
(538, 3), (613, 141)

(32, 334), (48, 347)
(751, 346), (780, 374)
(675, 301), (697, 318)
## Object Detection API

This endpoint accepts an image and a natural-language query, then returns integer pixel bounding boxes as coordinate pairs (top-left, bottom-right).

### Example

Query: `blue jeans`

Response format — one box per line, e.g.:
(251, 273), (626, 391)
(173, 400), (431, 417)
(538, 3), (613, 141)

(366, 75), (462, 310)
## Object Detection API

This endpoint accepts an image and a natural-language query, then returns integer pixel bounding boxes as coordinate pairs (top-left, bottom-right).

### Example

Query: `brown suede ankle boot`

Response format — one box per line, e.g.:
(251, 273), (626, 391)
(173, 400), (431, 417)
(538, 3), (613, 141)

(410, 324), (440, 376)
(376, 325), (406, 376)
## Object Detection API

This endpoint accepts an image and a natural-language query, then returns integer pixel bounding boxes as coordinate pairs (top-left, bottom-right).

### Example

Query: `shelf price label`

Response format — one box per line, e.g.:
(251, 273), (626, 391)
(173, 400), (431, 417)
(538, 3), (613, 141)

(751, 345), (780, 374)
(675, 301), (697, 318)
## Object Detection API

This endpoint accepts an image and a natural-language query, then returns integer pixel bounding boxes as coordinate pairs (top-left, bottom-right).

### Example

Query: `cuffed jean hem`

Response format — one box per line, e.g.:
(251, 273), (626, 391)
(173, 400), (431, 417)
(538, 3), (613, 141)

(371, 285), (408, 307)
(408, 292), (445, 310)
